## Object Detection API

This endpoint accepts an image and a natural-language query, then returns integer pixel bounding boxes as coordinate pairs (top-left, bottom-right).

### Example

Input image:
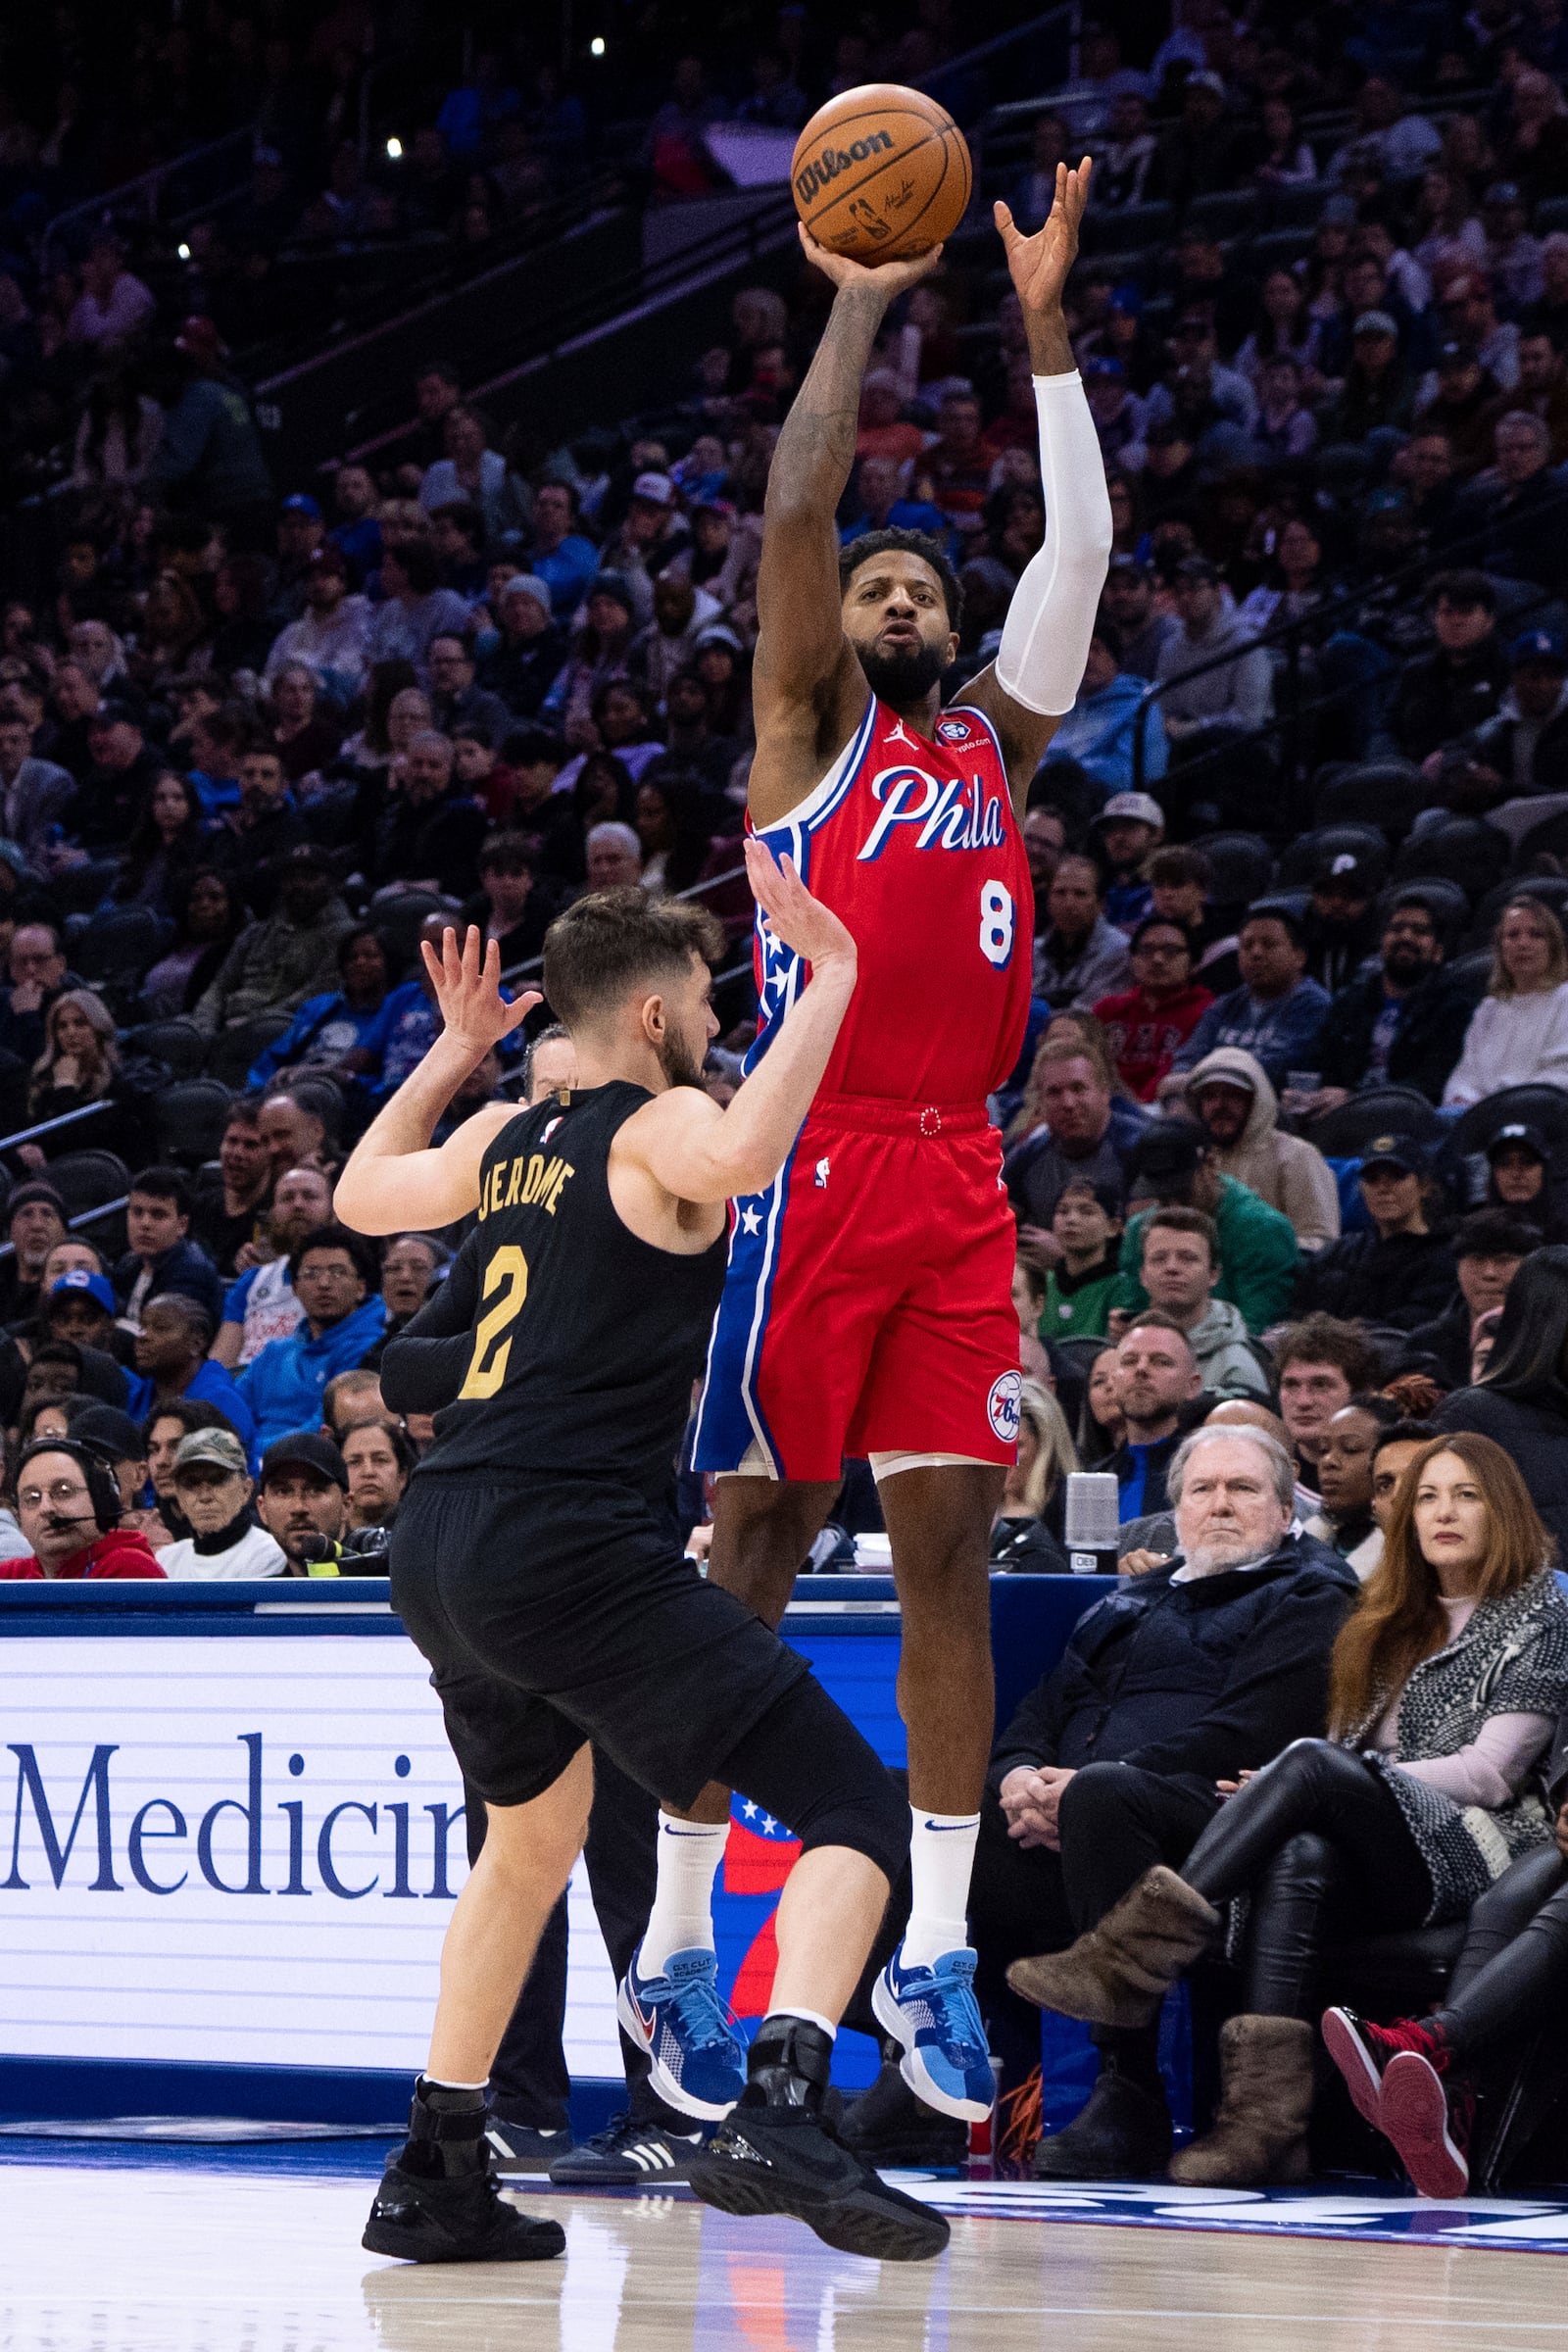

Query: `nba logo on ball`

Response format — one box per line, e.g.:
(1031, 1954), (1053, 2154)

(987, 1371), (1022, 1444)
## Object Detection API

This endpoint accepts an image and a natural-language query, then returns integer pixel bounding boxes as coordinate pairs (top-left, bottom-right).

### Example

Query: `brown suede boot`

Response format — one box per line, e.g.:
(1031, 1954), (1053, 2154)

(1005, 1866), (1221, 2030)
(1168, 2015), (1314, 2186)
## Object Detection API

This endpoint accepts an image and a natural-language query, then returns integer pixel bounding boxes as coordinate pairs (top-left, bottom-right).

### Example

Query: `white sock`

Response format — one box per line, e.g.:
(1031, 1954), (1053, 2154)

(765, 2007), (836, 2040)
(900, 1807), (980, 1970)
(639, 1813), (728, 1976)
(421, 2075), (487, 2093)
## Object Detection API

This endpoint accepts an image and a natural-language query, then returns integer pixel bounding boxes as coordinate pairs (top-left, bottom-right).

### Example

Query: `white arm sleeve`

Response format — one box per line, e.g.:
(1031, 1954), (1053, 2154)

(994, 370), (1115, 717)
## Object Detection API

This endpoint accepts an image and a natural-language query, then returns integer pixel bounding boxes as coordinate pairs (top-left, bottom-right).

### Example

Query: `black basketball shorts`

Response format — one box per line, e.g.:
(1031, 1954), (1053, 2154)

(390, 1470), (809, 1810)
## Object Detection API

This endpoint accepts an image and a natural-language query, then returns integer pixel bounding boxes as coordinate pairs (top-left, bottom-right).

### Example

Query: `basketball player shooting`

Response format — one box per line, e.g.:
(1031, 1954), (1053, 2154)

(628, 162), (1112, 2129)
(339, 863), (947, 2266)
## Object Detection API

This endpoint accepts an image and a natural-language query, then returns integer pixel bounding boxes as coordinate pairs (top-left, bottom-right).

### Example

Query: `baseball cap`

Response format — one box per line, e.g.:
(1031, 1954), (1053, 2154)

(630, 470), (675, 506)
(281, 493), (321, 519)
(280, 842), (336, 874)
(1083, 355), (1126, 381)
(1186, 70), (1226, 95)
(307, 542), (348, 575)
(1352, 309), (1398, 339)
(1511, 627), (1568, 669)
(1360, 1133), (1423, 1176)
(89, 697), (140, 729)
(1487, 1121), (1550, 1163)
(1193, 1065), (1256, 1097)
(1175, 554), (1220, 584)
(172, 1426), (250, 1480)
(1313, 849), (1376, 892)
(71, 1403), (144, 1461)
(1095, 791), (1164, 830)
(1437, 339), (1476, 368)
(1107, 553), (1150, 576)
(1125, 1125), (1209, 1191)
(588, 570), (638, 615)
(260, 1431), (348, 1491)
(48, 1270), (115, 1315)
(500, 572), (555, 614)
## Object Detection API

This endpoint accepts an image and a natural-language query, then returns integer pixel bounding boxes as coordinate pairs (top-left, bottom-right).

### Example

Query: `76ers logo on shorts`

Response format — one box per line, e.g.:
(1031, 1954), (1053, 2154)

(936, 716), (972, 744)
(987, 1370), (1022, 1445)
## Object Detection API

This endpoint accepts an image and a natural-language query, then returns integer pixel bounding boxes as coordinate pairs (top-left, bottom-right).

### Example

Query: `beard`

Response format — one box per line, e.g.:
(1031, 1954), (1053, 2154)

(858, 638), (947, 707)
(657, 1029), (707, 1091)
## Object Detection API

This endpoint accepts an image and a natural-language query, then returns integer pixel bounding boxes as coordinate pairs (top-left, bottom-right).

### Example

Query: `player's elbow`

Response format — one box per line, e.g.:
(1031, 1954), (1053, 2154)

(333, 1170), (399, 1237)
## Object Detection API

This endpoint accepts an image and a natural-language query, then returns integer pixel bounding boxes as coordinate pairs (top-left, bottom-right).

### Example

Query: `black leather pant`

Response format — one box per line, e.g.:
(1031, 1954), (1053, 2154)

(1182, 1739), (1433, 2020)
(1435, 1844), (1568, 2062)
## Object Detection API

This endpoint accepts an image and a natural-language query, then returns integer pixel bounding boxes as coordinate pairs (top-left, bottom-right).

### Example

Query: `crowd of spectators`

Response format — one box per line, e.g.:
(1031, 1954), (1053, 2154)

(5, 0), (1568, 2212)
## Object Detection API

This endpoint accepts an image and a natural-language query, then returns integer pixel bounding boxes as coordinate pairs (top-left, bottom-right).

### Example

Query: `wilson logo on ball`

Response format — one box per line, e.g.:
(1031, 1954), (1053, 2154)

(795, 130), (895, 203)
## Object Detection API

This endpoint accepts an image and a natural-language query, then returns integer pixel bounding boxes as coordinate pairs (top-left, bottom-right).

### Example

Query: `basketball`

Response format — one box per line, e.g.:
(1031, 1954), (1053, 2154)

(790, 84), (972, 265)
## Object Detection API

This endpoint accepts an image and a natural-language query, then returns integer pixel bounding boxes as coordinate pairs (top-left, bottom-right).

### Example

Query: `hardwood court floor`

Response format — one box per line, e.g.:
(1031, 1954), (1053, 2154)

(5, 2157), (1568, 2352)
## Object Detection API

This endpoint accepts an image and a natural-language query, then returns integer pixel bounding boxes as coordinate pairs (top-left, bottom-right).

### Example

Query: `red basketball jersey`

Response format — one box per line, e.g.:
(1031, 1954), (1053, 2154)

(750, 696), (1033, 1103)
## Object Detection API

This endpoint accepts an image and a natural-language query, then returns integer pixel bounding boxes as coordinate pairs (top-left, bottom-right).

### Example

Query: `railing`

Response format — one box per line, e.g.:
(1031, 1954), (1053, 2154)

(40, 126), (256, 277)
(1127, 468), (1568, 802)
(0, 1101), (115, 1158)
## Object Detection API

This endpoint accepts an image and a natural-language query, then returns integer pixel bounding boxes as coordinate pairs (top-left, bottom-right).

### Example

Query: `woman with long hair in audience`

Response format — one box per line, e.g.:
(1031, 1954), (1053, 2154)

(1434, 1246), (1568, 1554)
(1077, 1342), (1125, 1464)
(1008, 1432), (1568, 2187)
(991, 1381), (1078, 1571)
(113, 770), (211, 912)
(634, 768), (718, 897)
(267, 660), (343, 787)
(1445, 896), (1568, 1105)
(138, 866), (243, 1019)
(127, 569), (211, 687)
(1234, 269), (1325, 388)
(26, 988), (120, 1129)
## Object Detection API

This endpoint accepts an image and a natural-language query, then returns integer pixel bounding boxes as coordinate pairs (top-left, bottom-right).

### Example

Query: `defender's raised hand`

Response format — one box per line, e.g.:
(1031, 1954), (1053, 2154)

(994, 157), (1093, 320)
(744, 836), (858, 975)
(420, 925), (540, 1063)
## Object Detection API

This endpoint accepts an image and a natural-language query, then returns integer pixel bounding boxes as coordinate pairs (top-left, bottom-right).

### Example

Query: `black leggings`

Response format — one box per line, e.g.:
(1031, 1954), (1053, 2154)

(1434, 1845), (1568, 2062)
(715, 1673), (908, 1886)
(1182, 1739), (1434, 2020)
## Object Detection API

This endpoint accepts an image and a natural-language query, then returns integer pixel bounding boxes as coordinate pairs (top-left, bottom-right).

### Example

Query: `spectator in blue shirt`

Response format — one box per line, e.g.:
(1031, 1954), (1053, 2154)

(123, 1293), (258, 1464)
(246, 927), (423, 1101)
(529, 481), (600, 621)
(840, 455), (952, 552)
(1171, 905), (1332, 1092)
(1044, 619), (1168, 802)
(238, 1226), (386, 1450)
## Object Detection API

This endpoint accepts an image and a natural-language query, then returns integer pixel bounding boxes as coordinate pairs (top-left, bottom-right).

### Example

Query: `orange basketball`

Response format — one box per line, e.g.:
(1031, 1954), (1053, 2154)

(791, 84), (972, 265)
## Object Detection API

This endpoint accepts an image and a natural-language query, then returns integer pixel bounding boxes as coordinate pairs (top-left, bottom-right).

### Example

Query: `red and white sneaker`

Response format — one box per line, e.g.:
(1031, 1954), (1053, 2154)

(1321, 2008), (1443, 2132)
(1380, 2048), (1474, 2199)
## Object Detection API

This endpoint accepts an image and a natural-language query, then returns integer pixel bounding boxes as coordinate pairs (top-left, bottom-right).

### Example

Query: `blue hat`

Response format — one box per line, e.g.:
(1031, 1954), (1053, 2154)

(50, 1270), (115, 1314)
(281, 493), (322, 519)
(1084, 355), (1126, 381)
(1511, 627), (1568, 669)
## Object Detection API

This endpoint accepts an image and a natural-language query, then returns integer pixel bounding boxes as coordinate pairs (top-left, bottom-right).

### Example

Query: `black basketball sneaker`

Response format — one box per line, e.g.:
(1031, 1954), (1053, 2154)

(364, 2082), (565, 2264)
(687, 2018), (951, 2263)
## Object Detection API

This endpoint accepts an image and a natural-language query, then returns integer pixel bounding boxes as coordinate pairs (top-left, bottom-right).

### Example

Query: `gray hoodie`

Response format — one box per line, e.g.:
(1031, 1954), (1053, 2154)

(1155, 609), (1273, 732)
(1187, 1296), (1272, 1400)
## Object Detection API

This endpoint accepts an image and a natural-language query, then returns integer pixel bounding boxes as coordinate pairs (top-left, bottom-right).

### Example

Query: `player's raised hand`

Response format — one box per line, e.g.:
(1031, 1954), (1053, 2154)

(798, 222), (945, 300)
(744, 837), (858, 976)
(994, 158), (1093, 317)
(421, 924), (540, 1061)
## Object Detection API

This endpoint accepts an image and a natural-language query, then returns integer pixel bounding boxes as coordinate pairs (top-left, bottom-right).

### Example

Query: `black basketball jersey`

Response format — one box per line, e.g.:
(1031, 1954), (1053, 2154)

(416, 1081), (728, 1494)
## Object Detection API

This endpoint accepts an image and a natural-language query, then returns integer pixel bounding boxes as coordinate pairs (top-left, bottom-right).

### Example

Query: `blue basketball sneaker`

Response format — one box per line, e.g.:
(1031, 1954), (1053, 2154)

(872, 1943), (995, 2123)
(616, 1944), (747, 2122)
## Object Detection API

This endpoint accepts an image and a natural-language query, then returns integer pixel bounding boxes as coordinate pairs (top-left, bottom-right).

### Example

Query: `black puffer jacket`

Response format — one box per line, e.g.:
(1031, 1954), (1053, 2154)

(1294, 1227), (1459, 1332)
(989, 1537), (1359, 1803)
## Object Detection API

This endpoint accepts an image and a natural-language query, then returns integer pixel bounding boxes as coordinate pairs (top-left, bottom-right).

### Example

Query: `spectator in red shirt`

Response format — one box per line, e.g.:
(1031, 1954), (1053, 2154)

(1095, 916), (1216, 1102)
(0, 1439), (165, 1579)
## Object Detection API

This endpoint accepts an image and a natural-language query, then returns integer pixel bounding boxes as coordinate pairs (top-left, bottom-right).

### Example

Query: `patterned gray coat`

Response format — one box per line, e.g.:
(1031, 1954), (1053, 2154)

(1345, 1569), (1568, 1922)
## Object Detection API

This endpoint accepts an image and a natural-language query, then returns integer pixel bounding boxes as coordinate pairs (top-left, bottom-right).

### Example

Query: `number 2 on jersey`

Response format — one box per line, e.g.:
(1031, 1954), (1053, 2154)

(460, 1246), (529, 1398)
(979, 878), (1015, 968)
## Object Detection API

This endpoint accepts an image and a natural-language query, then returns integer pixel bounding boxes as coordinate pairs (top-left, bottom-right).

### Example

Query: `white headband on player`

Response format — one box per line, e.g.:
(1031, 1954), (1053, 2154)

(993, 370), (1114, 717)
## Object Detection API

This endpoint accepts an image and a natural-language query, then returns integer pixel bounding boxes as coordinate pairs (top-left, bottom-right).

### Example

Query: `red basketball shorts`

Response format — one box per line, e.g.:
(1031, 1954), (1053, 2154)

(692, 1093), (1022, 1483)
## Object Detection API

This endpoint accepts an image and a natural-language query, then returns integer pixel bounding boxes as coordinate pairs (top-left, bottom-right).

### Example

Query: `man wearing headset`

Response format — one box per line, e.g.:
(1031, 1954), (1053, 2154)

(0, 1441), (165, 1579)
